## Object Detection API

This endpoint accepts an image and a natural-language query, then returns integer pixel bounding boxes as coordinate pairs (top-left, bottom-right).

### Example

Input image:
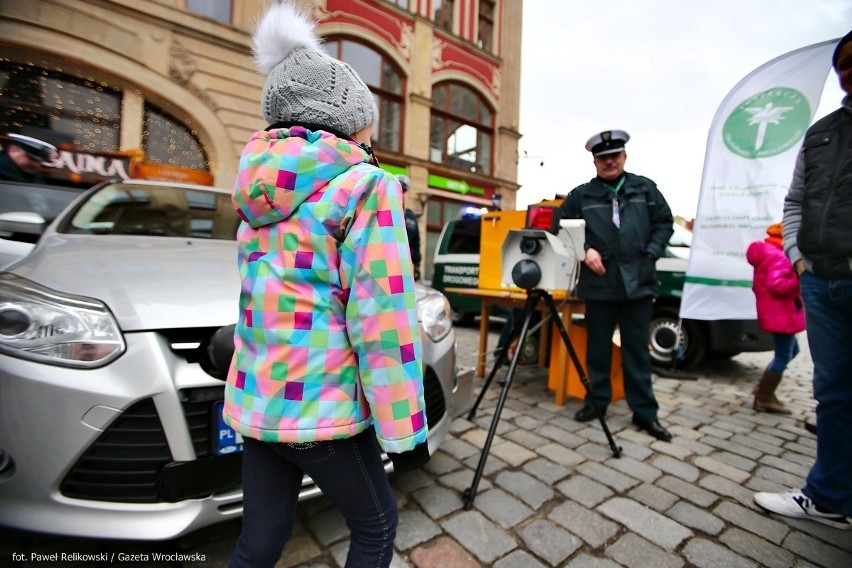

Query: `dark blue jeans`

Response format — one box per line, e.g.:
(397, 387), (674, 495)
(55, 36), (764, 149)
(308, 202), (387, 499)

(799, 272), (852, 516)
(230, 428), (398, 568)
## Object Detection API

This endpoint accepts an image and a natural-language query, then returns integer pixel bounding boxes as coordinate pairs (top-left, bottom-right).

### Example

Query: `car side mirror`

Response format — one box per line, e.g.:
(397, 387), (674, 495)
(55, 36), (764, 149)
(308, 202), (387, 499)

(0, 211), (47, 237)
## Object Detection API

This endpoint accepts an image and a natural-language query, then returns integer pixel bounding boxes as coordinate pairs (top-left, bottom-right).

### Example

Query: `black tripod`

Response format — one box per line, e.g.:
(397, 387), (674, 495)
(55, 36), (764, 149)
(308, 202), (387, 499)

(461, 288), (622, 510)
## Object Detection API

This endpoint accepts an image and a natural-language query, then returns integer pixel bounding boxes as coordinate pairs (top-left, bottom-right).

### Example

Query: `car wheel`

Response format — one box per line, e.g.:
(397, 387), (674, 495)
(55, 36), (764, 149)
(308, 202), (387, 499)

(649, 306), (706, 368)
(451, 309), (476, 328)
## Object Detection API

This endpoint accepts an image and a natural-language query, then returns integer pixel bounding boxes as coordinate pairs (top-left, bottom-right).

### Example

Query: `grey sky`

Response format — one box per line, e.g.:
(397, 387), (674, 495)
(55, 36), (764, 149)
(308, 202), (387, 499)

(516, 0), (852, 217)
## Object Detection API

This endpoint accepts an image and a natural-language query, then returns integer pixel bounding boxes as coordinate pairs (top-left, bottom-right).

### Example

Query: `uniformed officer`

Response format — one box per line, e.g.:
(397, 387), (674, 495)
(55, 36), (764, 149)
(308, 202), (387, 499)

(0, 133), (57, 183)
(559, 130), (675, 442)
(397, 175), (422, 280)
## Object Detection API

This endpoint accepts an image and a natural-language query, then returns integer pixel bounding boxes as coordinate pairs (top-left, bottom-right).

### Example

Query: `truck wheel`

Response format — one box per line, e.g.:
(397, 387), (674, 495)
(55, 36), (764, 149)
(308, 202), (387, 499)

(649, 306), (706, 369)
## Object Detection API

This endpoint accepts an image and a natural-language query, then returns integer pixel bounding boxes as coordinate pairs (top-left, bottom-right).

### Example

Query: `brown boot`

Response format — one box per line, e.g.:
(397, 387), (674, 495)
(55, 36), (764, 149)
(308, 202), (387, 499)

(753, 371), (792, 414)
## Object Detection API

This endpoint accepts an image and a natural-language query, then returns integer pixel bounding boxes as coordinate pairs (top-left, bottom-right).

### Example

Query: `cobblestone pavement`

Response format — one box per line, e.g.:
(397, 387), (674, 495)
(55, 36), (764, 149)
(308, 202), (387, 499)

(4, 322), (852, 567)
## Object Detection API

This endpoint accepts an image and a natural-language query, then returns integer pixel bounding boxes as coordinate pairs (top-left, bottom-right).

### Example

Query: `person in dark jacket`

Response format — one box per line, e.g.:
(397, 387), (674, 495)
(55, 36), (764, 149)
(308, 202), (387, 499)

(754, 30), (852, 530)
(397, 175), (422, 280)
(0, 133), (57, 183)
(559, 129), (674, 442)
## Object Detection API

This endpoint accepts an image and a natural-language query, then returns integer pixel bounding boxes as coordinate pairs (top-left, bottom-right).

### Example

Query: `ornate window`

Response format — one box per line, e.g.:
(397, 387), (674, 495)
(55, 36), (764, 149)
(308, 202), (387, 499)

(186, 0), (232, 24)
(430, 82), (493, 175)
(478, 0), (496, 52)
(0, 62), (122, 153)
(386, 0), (410, 9)
(322, 38), (404, 153)
(433, 0), (454, 32)
(142, 105), (210, 171)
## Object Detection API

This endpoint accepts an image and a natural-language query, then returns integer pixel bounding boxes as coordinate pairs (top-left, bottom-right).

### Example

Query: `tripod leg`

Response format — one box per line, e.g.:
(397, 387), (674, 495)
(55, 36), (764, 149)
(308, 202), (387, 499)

(467, 315), (519, 420)
(542, 293), (622, 458)
(462, 294), (539, 510)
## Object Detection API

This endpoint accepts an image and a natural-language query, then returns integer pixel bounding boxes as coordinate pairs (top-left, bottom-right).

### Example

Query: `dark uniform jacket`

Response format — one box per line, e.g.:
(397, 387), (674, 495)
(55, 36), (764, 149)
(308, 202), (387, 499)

(559, 172), (673, 301)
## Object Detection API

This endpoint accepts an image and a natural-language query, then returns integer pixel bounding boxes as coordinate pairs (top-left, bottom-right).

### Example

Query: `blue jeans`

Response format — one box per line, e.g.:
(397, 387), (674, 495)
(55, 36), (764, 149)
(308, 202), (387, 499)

(766, 333), (799, 375)
(799, 272), (852, 517)
(230, 428), (398, 568)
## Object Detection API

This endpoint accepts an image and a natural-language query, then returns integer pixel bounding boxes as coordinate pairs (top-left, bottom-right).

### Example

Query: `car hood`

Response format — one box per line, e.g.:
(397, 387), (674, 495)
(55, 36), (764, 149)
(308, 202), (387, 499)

(6, 234), (240, 331)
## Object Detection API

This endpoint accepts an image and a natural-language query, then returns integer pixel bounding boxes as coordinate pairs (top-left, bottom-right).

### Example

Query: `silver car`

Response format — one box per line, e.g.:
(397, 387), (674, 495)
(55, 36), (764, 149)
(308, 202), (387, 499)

(0, 179), (472, 540)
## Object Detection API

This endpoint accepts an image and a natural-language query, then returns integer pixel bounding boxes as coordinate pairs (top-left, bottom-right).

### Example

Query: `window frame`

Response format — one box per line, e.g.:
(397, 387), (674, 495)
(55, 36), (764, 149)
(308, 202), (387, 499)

(430, 82), (494, 175)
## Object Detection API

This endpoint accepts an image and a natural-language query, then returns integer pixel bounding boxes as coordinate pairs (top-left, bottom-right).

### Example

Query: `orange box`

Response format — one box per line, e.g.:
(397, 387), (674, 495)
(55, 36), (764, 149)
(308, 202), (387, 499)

(548, 321), (625, 402)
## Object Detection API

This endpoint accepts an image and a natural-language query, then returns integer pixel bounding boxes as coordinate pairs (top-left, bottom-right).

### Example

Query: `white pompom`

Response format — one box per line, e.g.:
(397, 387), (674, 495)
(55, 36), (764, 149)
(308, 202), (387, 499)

(252, 1), (322, 74)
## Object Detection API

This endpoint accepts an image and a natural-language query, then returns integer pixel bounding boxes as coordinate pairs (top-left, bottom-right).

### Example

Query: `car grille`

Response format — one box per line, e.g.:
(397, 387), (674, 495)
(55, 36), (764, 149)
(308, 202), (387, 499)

(61, 371), (447, 504)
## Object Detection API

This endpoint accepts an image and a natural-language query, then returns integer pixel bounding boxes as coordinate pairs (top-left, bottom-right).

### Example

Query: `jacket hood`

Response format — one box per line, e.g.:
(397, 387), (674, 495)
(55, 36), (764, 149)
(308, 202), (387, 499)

(232, 127), (369, 228)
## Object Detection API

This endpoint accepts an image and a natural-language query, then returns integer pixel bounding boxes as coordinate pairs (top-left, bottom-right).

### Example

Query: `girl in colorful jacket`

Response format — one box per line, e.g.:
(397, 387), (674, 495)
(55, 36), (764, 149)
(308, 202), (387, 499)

(223, 3), (427, 567)
(746, 222), (806, 414)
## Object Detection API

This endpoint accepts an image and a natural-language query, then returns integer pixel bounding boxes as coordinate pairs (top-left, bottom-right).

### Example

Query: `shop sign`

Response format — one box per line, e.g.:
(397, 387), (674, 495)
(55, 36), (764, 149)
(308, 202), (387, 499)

(428, 174), (485, 196)
(45, 150), (135, 184)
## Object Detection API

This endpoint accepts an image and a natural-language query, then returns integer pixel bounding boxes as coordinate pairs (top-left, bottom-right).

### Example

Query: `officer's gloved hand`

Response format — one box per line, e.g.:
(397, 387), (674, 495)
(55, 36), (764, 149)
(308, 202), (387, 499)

(388, 442), (430, 473)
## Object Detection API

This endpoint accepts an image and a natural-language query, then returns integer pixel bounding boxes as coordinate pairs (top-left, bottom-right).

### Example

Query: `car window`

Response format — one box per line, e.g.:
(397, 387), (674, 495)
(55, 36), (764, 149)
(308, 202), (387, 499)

(0, 181), (82, 220)
(61, 183), (240, 240)
(446, 219), (481, 254)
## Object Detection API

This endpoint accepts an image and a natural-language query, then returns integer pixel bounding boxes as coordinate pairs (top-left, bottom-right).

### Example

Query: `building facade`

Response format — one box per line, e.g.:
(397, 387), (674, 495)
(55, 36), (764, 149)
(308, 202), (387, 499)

(0, 0), (523, 279)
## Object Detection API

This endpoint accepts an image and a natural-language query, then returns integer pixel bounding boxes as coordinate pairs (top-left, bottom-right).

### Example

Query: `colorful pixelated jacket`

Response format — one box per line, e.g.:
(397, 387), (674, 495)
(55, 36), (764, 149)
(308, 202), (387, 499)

(223, 126), (428, 454)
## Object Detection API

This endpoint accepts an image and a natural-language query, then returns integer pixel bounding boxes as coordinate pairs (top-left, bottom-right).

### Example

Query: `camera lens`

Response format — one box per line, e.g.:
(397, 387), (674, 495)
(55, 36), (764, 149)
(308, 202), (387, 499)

(519, 236), (541, 255)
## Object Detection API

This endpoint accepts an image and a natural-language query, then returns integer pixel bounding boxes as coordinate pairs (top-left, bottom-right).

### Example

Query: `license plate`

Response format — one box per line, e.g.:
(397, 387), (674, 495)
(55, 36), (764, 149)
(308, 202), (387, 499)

(214, 402), (243, 455)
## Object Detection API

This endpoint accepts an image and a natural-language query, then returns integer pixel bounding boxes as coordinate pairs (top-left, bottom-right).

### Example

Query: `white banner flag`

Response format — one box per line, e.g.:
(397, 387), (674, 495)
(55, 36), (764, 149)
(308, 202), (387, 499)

(680, 40), (837, 321)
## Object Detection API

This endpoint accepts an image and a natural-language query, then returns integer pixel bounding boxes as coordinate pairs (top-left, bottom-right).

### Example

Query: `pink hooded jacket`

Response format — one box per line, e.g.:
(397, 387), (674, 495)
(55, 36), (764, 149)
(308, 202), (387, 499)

(746, 239), (806, 335)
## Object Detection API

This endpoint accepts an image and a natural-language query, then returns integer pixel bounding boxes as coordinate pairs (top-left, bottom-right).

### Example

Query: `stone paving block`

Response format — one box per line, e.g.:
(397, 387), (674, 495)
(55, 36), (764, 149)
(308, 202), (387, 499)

(490, 439), (538, 467)
(649, 454), (700, 482)
(475, 488), (535, 529)
(760, 454), (811, 478)
(556, 474), (614, 508)
(598, 497), (693, 552)
(535, 442), (585, 467)
(752, 464), (807, 487)
(693, 455), (750, 483)
(605, 455), (662, 483)
(576, 441), (619, 462)
(783, 441), (817, 459)
(409, 536), (479, 568)
(495, 470), (555, 509)
(462, 452), (508, 477)
(423, 452), (463, 476)
(514, 415), (545, 431)
(449, 417), (475, 435)
(519, 519), (583, 566)
(493, 550), (547, 568)
(576, 462), (641, 493)
(627, 482), (679, 512)
(522, 457), (571, 485)
(700, 436), (763, 460)
(410, 484), (465, 521)
(729, 433), (785, 456)
(719, 527), (796, 568)
(437, 437), (481, 462)
(604, 533), (684, 568)
(307, 508), (349, 546)
(698, 474), (757, 507)
(708, 450), (757, 472)
(667, 424), (702, 441)
(612, 439), (654, 462)
(784, 524), (852, 559)
(503, 428), (550, 450)
(441, 510), (517, 565)
(681, 538), (758, 568)
(670, 436), (714, 456)
(391, 468), (434, 495)
(548, 499), (620, 548)
(439, 469), (492, 495)
(460, 426), (504, 450)
(647, 438), (694, 460)
(655, 475), (719, 508)
(665, 502), (725, 536)
(564, 553), (622, 568)
(537, 424), (586, 447)
(712, 501), (789, 545)
(394, 509), (443, 551)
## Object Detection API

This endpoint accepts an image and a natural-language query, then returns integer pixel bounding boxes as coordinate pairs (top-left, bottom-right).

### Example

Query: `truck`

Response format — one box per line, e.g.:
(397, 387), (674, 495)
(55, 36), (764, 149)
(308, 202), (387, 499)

(431, 205), (772, 369)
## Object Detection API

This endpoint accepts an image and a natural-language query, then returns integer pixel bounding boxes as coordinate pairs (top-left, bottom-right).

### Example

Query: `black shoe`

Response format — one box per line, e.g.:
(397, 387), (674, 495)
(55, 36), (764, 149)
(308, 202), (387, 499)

(632, 417), (673, 442)
(574, 406), (603, 423)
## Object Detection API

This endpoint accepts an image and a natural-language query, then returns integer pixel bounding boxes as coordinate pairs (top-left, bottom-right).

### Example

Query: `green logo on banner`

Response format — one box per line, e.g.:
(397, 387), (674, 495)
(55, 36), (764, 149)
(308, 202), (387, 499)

(722, 87), (810, 159)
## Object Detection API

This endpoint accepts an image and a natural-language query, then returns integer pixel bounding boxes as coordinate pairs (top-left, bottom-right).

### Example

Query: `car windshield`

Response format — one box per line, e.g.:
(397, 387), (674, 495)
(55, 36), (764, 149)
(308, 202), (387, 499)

(61, 182), (240, 240)
(0, 181), (82, 220)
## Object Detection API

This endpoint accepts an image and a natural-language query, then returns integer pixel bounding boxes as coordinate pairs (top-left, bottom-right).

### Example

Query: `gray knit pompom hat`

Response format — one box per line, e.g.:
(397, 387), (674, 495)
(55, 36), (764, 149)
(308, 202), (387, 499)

(253, 1), (378, 137)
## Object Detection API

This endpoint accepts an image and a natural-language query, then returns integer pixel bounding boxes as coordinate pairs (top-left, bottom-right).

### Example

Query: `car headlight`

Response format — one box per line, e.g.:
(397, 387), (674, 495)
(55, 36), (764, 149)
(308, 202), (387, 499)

(0, 273), (125, 368)
(417, 288), (453, 342)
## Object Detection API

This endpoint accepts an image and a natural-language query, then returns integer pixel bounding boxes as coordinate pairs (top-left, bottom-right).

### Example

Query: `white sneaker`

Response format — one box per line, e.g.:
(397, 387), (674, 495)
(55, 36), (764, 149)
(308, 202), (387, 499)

(754, 489), (850, 529)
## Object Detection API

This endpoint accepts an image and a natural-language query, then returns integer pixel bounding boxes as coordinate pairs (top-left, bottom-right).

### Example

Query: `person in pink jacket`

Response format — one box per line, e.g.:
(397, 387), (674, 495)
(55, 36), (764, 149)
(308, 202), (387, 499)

(746, 222), (806, 413)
